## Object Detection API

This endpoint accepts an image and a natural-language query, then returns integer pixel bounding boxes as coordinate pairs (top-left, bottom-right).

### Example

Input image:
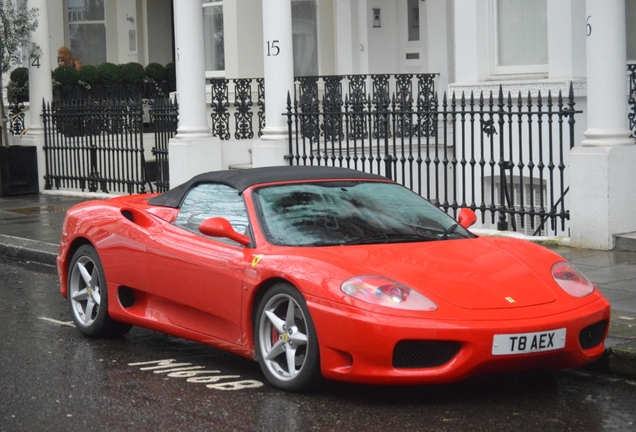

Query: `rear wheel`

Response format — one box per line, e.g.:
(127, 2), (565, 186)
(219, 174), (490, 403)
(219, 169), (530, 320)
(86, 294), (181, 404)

(255, 283), (321, 391)
(67, 245), (131, 338)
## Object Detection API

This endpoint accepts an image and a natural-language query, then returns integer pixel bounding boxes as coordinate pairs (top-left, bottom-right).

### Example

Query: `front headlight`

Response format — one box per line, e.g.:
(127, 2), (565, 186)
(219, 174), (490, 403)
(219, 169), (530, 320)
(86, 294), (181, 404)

(341, 276), (437, 311)
(551, 262), (595, 297)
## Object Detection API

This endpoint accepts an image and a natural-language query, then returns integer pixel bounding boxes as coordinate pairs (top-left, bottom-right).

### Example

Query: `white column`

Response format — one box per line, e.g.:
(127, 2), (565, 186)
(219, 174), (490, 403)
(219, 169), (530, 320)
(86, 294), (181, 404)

(168, 0), (221, 188)
(261, 0), (294, 139)
(21, 0), (53, 192)
(252, 0), (294, 167)
(173, 0), (212, 138)
(581, 0), (632, 147)
(26, 0), (52, 134)
(570, 0), (636, 250)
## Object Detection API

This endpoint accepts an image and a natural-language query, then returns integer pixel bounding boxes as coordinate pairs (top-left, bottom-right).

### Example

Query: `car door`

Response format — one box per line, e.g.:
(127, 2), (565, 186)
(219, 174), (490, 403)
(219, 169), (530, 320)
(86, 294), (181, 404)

(146, 183), (251, 344)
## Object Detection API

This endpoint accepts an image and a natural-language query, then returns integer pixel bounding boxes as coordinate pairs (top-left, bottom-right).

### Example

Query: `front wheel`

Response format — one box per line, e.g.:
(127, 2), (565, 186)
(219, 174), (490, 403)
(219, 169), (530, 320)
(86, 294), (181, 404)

(67, 245), (131, 338)
(255, 283), (321, 392)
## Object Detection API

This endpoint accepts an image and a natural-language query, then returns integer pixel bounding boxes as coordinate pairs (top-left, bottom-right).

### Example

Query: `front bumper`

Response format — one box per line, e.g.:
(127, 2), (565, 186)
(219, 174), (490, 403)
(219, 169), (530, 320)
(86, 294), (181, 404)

(307, 296), (611, 385)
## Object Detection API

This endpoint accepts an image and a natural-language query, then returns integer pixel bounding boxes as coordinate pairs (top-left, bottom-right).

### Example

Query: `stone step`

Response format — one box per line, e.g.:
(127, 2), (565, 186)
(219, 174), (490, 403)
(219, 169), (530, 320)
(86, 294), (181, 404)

(614, 232), (636, 252)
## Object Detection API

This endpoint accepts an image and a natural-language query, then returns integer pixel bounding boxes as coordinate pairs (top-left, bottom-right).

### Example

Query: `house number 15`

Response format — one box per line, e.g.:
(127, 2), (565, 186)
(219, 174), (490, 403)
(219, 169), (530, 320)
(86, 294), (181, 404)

(267, 40), (280, 56)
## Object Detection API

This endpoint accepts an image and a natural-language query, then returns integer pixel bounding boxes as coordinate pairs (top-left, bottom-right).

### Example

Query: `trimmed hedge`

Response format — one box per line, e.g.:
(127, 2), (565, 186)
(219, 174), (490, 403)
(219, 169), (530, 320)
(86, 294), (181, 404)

(14, 61), (176, 102)
(97, 62), (122, 83)
(53, 66), (79, 85)
(120, 62), (145, 83)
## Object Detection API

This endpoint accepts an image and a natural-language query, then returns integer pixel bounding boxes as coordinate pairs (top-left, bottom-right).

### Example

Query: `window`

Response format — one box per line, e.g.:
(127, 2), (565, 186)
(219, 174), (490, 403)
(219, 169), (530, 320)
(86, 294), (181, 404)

(203, 0), (225, 78)
(292, 0), (318, 77)
(254, 182), (471, 246)
(174, 184), (249, 243)
(407, 0), (419, 42)
(494, 0), (547, 75)
(67, 0), (107, 66)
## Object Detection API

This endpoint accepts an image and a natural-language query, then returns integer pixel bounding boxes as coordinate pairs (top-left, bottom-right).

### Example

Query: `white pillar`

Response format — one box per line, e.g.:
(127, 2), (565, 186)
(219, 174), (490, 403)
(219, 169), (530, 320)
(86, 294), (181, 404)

(173, 0), (212, 138)
(581, 0), (632, 147)
(570, 0), (636, 250)
(168, 0), (221, 188)
(252, 0), (294, 167)
(21, 0), (53, 193)
(26, 0), (52, 134)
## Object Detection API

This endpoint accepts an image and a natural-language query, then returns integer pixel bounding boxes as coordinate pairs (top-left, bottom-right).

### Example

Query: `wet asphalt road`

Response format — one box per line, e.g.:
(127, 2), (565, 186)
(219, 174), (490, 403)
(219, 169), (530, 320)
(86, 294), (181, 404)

(1, 258), (635, 432)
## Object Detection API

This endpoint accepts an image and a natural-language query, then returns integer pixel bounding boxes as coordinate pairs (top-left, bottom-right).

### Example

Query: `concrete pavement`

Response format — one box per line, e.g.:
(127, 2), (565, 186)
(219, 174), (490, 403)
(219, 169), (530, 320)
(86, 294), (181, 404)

(0, 192), (634, 379)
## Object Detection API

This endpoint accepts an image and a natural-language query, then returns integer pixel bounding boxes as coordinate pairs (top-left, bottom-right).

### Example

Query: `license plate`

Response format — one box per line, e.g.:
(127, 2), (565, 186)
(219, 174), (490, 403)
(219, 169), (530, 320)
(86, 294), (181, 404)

(492, 328), (566, 356)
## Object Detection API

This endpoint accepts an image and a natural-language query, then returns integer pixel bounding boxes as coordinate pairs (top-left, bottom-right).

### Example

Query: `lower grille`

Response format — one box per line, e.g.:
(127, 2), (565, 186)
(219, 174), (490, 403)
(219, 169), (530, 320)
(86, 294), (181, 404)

(393, 340), (461, 369)
(579, 320), (608, 350)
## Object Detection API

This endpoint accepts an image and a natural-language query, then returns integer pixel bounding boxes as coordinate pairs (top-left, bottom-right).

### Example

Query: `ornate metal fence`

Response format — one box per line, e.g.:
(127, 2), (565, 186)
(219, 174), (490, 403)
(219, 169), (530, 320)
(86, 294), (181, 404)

(286, 83), (581, 236)
(629, 64), (636, 139)
(42, 97), (150, 194)
(7, 102), (27, 135)
(294, 74), (437, 143)
(209, 78), (265, 140)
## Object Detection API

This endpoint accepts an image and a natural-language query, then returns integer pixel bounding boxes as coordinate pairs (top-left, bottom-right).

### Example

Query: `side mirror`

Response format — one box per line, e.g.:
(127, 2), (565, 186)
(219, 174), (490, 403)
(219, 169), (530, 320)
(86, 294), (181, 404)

(199, 217), (251, 246)
(458, 208), (477, 228)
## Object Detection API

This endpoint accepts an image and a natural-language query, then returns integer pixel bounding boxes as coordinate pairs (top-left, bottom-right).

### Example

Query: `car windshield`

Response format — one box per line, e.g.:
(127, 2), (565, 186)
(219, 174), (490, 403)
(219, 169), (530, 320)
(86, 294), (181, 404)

(253, 181), (474, 246)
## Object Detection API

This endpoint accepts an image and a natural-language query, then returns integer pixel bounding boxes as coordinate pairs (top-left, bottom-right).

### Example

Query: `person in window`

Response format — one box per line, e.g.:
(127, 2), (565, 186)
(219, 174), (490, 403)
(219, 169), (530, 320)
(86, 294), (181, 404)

(57, 46), (83, 70)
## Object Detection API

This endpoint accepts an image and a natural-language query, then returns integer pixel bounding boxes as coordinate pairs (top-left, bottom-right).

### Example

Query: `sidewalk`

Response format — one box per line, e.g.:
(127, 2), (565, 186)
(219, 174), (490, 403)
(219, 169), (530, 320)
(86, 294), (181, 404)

(0, 192), (634, 379)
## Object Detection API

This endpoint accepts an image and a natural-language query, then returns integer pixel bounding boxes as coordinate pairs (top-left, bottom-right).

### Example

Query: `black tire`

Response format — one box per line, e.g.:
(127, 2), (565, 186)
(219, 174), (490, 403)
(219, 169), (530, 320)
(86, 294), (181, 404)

(67, 245), (132, 338)
(255, 283), (321, 392)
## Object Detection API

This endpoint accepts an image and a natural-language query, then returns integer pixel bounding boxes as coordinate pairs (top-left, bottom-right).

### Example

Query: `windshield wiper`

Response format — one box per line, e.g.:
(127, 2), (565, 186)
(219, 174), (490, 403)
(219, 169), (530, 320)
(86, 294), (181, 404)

(341, 232), (434, 245)
(441, 223), (459, 240)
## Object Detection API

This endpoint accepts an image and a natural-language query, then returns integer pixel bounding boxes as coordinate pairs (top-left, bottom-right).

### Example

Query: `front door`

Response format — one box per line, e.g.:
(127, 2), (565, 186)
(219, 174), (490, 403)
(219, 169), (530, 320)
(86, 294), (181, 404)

(398, 0), (426, 73)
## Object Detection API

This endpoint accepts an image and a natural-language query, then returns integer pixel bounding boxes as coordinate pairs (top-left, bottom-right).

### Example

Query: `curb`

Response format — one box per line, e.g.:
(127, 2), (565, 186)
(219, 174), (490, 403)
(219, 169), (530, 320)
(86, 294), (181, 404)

(0, 234), (58, 267)
(601, 314), (636, 379)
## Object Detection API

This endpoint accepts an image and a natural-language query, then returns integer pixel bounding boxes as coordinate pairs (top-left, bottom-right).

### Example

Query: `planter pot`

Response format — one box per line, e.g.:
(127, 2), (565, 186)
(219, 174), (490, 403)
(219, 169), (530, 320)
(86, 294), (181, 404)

(0, 146), (39, 197)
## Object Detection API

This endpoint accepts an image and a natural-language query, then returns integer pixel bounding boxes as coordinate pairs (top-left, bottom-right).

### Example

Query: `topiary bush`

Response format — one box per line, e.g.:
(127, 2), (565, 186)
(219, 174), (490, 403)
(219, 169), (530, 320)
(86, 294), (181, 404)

(9, 67), (29, 87)
(7, 67), (29, 102)
(53, 66), (79, 85)
(144, 62), (166, 82)
(120, 62), (145, 84)
(97, 62), (121, 84)
(78, 64), (100, 87)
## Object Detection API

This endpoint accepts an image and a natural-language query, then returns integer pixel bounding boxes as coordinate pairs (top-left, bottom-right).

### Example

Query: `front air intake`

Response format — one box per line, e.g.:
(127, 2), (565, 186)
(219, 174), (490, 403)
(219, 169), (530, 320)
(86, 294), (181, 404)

(579, 320), (608, 350)
(393, 340), (461, 368)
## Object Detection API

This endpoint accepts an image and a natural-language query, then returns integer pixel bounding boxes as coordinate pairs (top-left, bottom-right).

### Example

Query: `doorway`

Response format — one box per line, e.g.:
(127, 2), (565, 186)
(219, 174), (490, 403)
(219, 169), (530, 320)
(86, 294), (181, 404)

(398, 0), (426, 73)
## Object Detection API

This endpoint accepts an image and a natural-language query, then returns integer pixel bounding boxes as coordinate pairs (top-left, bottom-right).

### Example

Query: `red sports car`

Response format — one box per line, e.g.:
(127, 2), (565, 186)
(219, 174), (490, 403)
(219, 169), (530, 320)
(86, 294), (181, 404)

(58, 166), (610, 391)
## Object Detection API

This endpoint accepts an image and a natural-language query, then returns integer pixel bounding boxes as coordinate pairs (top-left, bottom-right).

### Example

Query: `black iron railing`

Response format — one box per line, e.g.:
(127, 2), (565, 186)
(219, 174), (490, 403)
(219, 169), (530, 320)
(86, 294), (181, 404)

(294, 74), (437, 143)
(629, 64), (636, 139)
(209, 78), (265, 140)
(148, 97), (178, 193)
(42, 97), (150, 194)
(286, 83), (580, 236)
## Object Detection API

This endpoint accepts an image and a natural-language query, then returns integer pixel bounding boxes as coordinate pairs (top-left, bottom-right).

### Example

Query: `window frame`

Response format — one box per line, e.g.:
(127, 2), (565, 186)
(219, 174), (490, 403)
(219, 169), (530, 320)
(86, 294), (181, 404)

(491, 0), (548, 76)
(65, 0), (107, 66)
(202, 0), (225, 79)
(173, 183), (250, 245)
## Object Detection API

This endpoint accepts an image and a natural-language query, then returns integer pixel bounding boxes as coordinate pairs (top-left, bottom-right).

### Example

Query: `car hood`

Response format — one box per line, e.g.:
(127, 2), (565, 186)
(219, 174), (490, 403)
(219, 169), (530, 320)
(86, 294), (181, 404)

(313, 237), (559, 310)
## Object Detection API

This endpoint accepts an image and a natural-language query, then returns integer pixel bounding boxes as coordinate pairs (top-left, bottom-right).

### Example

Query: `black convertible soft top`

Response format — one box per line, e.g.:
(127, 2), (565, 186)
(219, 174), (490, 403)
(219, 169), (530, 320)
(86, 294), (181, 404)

(147, 166), (389, 208)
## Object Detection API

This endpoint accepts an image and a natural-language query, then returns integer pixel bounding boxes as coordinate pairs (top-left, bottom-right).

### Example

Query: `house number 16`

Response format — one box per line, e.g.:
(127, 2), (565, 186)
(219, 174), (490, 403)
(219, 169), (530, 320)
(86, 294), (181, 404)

(267, 40), (280, 56)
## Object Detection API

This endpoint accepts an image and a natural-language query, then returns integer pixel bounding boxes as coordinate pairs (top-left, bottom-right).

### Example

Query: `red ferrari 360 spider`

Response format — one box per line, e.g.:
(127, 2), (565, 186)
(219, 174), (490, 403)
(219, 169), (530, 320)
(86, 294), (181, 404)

(58, 166), (610, 391)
